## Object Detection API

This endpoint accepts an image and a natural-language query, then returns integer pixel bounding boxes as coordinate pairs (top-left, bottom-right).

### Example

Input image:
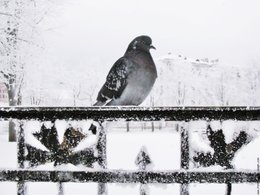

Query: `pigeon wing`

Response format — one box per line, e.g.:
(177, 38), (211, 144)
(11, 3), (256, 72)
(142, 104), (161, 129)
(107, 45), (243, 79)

(96, 57), (129, 102)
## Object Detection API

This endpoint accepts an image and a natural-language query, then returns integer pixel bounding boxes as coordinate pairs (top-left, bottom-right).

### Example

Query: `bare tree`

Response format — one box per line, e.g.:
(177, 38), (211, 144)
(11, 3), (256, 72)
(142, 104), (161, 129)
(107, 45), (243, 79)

(176, 81), (186, 106)
(0, 0), (62, 140)
(248, 71), (258, 106)
(217, 73), (229, 106)
(0, 0), (25, 141)
(73, 84), (81, 106)
(29, 90), (43, 105)
(86, 84), (98, 106)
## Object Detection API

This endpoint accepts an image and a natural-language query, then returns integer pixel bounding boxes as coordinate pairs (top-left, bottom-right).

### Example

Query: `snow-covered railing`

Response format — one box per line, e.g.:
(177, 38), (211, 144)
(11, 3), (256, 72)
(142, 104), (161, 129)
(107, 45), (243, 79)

(0, 169), (259, 183)
(0, 106), (260, 195)
(0, 106), (260, 121)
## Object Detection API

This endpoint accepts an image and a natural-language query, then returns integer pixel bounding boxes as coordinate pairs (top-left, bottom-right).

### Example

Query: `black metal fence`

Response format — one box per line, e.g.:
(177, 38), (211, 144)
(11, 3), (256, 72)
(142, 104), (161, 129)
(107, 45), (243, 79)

(0, 106), (260, 195)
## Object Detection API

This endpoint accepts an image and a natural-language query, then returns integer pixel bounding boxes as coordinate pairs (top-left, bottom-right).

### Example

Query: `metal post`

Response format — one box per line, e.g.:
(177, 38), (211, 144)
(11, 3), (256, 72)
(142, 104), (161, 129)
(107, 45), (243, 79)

(17, 121), (26, 195)
(140, 184), (148, 195)
(180, 123), (189, 195)
(135, 146), (152, 195)
(257, 157), (260, 195)
(97, 124), (107, 195)
(9, 119), (17, 142)
(226, 183), (232, 195)
(226, 165), (233, 195)
(18, 182), (26, 195)
(58, 182), (64, 195)
(151, 122), (154, 132)
(126, 122), (130, 132)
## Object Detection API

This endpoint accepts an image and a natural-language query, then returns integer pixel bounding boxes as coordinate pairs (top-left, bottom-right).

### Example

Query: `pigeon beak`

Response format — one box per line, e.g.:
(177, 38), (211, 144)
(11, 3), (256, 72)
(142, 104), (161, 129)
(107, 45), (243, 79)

(150, 45), (156, 50)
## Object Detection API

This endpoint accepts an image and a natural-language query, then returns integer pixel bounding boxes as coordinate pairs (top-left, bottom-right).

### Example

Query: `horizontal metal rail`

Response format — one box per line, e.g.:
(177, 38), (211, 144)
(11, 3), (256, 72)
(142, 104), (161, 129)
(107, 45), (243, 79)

(0, 106), (260, 121)
(0, 170), (259, 183)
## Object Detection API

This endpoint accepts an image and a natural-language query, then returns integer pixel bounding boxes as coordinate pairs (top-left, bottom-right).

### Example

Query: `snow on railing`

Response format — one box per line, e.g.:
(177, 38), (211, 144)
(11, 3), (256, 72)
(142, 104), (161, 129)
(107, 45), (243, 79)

(0, 106), (260, 121)
(0, 106), (260, 195)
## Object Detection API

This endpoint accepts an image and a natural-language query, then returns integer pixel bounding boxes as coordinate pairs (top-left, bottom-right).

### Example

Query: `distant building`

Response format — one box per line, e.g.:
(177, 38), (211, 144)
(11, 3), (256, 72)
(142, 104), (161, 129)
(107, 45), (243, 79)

(0, 83), (8, 105)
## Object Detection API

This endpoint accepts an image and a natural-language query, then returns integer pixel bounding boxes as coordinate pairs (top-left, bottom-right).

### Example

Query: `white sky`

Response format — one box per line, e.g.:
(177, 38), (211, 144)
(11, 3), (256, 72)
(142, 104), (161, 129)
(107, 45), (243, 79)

(40, 0), (260, 71)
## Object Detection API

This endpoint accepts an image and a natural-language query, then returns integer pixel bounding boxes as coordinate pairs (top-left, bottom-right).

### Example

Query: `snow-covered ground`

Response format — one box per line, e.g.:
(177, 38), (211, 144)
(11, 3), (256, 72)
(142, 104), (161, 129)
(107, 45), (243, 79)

(0, 120), (260, 195)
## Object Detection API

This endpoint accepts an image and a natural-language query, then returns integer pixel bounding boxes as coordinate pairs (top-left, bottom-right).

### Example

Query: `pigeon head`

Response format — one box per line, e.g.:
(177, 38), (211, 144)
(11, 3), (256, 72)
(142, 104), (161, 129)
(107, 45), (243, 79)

(127, 35), (156, 52)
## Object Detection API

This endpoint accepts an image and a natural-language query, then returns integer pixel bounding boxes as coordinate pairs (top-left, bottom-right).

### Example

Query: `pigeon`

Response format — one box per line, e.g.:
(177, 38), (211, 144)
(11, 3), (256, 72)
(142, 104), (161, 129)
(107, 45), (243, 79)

(93, 35), (157, 106)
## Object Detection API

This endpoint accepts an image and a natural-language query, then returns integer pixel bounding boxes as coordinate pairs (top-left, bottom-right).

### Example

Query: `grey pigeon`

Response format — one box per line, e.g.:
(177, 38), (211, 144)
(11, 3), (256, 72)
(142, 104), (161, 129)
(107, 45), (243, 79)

(93, 35), (157, 106)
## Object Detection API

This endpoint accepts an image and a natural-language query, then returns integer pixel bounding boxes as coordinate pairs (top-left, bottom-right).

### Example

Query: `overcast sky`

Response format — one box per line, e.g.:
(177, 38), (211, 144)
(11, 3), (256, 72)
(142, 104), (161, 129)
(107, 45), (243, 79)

(40, 0), (260, 71)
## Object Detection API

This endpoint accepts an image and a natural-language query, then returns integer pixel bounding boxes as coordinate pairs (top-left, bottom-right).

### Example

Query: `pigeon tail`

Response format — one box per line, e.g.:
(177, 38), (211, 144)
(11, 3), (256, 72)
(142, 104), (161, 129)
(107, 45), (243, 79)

(93, 101), (106, 106)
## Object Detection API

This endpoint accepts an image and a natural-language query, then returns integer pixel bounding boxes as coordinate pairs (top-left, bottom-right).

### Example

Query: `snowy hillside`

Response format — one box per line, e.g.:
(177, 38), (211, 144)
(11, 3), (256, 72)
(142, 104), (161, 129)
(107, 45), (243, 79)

(144, 54), (260, 106)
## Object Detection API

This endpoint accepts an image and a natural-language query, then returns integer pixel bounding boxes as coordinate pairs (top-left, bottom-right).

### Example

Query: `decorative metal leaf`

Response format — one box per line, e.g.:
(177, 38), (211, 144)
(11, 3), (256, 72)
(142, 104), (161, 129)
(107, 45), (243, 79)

(135, 146), (152, 170)
(193, 125), (249, 168)
(26, 123), (96, 167)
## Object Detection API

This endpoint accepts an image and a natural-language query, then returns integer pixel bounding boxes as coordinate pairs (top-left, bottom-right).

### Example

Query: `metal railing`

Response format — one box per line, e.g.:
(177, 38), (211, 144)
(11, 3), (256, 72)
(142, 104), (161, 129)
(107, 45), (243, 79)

(0, 106), (260, 195)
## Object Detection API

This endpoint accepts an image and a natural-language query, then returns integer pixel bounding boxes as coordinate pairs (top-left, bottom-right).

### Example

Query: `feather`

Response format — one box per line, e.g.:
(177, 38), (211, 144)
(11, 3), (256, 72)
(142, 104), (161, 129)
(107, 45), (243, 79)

(95, 57), (128, 104)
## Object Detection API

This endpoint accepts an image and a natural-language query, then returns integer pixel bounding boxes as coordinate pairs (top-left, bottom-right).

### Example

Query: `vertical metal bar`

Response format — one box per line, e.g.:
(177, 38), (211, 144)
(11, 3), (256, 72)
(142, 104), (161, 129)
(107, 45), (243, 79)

(98, 183), (107, 195)
(180, 123), (189, 195)
(159, 122), (162, 131)
(226, 183), (232, 195)
(225, 165), (233, 195)
(97, 124), (107, 195)
(126, 122), (130, 132)
(181, 124), (189, 169)
(18, 182), (26, 195)
(151, 122), (154, 132)
(257, 157), (260, 195)
(58, 182), (64, 195)
(140, 184), (148, 195)
(53, 120), (63, 195)
(17, 121), (26, 195)
(9, 119), (17, 142)
(180, 184), (189, 195)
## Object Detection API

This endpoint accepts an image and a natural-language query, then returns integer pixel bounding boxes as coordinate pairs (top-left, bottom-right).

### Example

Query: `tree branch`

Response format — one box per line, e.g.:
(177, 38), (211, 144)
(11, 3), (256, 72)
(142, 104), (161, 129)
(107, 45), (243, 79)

(17, 37), (44, 49)
(0, 12), (12, 17)
(0, 70), (9, 79)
